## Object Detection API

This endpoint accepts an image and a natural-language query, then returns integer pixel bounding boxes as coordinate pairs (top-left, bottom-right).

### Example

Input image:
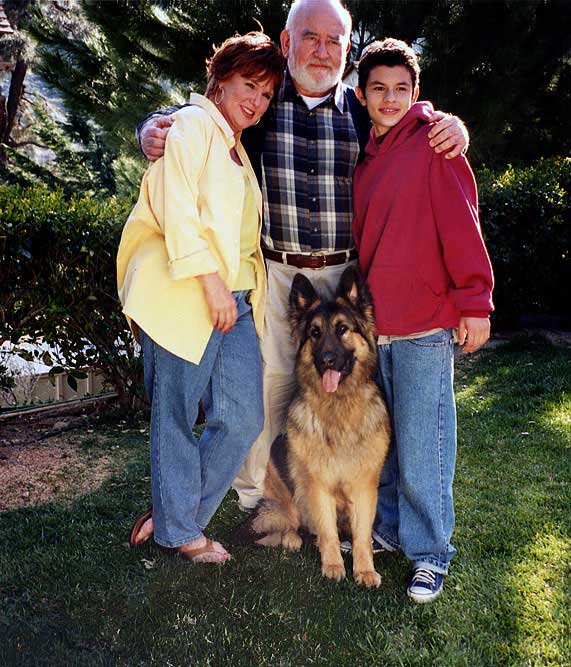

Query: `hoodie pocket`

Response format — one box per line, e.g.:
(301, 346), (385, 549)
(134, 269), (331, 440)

(368, 264), (443, 331)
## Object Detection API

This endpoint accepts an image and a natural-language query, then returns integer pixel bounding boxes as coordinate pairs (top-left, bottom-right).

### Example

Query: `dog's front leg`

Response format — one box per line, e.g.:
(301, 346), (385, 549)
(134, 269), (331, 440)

(303, 482), (345, 581)
(348, 481), (381, 588)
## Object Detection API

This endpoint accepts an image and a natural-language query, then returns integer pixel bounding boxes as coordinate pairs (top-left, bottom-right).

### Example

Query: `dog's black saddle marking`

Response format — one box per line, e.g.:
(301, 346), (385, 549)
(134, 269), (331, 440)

(270, 433), (295, 496)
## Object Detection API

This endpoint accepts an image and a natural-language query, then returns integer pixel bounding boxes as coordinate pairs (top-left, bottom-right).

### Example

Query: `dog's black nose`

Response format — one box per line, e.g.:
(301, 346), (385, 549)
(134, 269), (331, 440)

(322, 351), (337, 368)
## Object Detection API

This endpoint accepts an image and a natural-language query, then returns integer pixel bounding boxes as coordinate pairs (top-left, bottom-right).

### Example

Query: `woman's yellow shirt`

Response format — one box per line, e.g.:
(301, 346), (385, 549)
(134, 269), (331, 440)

(117, 94), (266, 364)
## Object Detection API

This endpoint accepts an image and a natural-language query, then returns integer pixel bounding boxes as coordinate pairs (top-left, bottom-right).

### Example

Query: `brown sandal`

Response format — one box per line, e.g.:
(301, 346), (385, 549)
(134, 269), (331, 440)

(178, 538), (231, 563)
(129, 506), (153, 547)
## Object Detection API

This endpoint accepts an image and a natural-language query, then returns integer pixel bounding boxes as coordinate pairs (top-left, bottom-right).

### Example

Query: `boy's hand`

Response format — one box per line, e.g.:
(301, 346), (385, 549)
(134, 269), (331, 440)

(427, 112), (469, 159)
(458, 317), (490, 354)
(141, 116), (173, 161)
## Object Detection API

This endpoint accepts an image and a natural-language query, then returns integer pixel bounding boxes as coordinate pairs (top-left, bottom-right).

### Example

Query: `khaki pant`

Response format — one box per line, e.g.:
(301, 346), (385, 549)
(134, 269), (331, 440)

(232, 257), (357, 509)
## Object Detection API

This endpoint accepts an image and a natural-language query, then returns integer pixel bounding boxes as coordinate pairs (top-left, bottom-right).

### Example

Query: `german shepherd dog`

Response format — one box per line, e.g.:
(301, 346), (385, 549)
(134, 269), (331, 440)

(252, 266), (391, 587)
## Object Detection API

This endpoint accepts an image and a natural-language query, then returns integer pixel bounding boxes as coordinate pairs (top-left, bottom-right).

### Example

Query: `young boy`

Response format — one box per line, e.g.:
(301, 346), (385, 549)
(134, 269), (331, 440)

(352, 39), (494, 603)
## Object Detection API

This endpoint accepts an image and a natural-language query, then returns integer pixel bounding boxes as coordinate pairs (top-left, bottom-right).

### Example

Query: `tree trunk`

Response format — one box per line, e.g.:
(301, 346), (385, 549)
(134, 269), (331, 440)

(2, 58), (27, 145)
(0, 93), (7, 164)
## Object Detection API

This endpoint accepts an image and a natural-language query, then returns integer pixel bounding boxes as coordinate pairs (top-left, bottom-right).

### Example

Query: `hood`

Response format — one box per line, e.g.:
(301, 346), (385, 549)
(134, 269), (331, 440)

(364, 100), (435, 158)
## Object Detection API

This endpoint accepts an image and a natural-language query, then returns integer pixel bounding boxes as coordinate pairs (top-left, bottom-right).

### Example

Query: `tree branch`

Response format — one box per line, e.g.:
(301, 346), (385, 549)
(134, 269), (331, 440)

(7, 139), (49, 150)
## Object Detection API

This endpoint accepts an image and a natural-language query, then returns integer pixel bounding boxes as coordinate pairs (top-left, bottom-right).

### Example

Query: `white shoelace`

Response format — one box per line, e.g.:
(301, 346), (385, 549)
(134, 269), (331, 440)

(411, 568), (436, 587)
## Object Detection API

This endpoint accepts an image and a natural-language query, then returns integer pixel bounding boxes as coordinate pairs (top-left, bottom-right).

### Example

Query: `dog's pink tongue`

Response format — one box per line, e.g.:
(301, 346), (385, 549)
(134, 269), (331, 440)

(323, 369), (341, 393)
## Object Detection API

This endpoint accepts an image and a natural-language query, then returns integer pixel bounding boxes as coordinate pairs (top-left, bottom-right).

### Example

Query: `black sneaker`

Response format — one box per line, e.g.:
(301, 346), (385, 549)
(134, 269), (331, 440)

(407, 567), (444, 603)
(339, 535), (386, 554)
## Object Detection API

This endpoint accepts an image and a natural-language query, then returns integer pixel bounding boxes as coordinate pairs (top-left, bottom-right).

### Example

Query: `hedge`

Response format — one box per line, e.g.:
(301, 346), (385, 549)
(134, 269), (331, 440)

(0, 185), (142, 409)
(0, 157), (569, 407)
(478, 157), (571, 328)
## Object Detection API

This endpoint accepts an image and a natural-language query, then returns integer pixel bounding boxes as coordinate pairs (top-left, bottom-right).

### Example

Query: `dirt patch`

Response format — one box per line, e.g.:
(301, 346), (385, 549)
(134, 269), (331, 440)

(0, 435), (123, 512)
(0, 401), (136, 512)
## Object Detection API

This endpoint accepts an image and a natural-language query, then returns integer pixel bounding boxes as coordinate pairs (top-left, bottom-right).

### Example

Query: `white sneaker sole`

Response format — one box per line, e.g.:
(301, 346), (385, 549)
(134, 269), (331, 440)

(407, 587), (443, 603)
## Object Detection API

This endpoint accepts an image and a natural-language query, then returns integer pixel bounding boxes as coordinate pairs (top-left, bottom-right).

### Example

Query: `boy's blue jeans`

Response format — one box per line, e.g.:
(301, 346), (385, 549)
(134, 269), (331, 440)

(140, 291), (264, 548)
(373, 328), (457, 575)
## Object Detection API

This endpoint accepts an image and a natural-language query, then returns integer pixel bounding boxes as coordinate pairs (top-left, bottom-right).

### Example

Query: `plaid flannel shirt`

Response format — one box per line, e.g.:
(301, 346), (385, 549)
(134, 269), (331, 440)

(261, 71), (360, 253)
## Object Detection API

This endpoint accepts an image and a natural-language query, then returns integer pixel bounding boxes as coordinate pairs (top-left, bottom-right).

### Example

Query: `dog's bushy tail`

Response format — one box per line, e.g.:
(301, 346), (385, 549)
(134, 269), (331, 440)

(252, 498), (296, 534)
(252, 462), (302, 550)
(253, 501), (302, 550)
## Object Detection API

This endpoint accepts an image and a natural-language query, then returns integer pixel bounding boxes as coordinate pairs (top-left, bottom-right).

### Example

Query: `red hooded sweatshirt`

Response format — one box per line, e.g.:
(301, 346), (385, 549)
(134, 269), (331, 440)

(353, 101), (494, 336)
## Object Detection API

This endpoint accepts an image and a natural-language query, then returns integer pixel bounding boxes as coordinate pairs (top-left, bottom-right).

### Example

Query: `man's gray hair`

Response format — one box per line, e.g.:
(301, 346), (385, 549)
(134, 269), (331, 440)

(285, 0), (352, 40)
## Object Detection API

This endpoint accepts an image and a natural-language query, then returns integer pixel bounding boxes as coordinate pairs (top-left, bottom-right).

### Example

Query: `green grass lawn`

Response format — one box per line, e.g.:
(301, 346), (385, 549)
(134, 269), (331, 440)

(1, 337), (570, 667)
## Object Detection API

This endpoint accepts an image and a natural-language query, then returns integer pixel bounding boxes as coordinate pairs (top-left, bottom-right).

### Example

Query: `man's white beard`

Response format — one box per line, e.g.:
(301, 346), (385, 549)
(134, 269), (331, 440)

(287, 44), (346, 96)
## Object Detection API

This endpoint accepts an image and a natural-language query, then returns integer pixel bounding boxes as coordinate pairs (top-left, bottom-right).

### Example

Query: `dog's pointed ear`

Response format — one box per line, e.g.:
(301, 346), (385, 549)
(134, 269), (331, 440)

(336, 266), (377, 347)
(289, 273), (320, 318)
(336, 265), (371, 311)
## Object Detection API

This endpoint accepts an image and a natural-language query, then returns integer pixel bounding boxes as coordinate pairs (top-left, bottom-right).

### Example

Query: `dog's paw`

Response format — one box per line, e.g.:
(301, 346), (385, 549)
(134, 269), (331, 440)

(251, 513), (266, 534)
(322, 562), (346, 581)
(256, 532), (284, 548)
(282, 530), (302, 551)
(354, 569), (382, 588)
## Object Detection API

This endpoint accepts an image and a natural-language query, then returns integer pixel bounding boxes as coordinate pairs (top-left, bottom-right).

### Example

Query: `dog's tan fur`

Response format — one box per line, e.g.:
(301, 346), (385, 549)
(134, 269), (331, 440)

(253, 268), (391, 587)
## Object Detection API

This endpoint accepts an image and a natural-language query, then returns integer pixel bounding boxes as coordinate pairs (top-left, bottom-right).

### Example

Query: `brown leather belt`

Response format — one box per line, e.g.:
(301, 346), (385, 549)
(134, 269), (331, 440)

(262, 247), (357, 270)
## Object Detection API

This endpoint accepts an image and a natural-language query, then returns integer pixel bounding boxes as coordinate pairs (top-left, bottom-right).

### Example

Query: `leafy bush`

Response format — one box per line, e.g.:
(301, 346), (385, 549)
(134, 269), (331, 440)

(477, 158), (571, 328)
(0, 184), (143, 409)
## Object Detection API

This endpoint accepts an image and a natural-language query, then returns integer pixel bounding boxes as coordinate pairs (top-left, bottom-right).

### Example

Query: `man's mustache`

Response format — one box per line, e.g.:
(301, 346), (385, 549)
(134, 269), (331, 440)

(307, 62), (333, 69)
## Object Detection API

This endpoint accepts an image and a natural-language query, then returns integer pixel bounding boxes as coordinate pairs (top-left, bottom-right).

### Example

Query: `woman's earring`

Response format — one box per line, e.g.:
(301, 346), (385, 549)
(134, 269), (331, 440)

(214, 87), (225, 105)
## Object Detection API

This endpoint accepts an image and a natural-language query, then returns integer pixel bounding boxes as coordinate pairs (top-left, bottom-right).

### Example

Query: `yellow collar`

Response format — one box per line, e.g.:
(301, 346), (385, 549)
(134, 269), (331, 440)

(189, 93), (237, 148)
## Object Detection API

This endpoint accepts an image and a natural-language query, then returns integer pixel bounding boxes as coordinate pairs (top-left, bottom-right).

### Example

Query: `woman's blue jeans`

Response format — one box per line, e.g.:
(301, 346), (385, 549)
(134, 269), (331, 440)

(373, 329), (457, 574)
(140, 291), (264, 548)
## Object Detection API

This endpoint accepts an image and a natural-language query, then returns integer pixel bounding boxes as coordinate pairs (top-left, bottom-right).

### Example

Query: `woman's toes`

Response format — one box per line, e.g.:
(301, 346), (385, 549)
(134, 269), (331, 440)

(136, 518), (154, 544)
(178, 537), (231, 563)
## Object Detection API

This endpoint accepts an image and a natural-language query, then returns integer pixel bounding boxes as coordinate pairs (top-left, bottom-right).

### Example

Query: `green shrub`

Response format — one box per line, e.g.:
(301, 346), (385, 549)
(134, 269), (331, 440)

(477, 158), (571, 328)
(0, 184), (143, 409)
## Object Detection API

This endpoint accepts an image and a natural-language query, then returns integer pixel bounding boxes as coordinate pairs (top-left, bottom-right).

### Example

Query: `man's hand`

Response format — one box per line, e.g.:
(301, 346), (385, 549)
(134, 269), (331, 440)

(458, 317), (490, 354)
(197, 273), (237, 333)
(141, 116), (173, 162)
(427, 111), (469, 159)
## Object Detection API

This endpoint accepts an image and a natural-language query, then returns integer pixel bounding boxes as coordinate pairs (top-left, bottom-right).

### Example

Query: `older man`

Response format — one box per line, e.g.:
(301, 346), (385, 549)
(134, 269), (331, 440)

(134, 0), (468, 536)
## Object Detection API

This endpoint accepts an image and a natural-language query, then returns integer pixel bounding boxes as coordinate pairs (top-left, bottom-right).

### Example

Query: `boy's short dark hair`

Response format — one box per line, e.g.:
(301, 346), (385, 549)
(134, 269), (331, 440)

(357, 38), (420, 93)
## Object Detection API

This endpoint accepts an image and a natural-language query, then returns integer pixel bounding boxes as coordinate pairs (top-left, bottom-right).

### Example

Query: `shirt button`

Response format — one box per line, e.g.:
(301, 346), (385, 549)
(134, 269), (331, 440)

(312, 197), (316, 202)
(310, 169), (315, 174)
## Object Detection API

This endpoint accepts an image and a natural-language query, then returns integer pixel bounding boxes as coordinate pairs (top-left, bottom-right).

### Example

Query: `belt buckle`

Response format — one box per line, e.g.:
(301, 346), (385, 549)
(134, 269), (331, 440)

(310, 252), (327, 270)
